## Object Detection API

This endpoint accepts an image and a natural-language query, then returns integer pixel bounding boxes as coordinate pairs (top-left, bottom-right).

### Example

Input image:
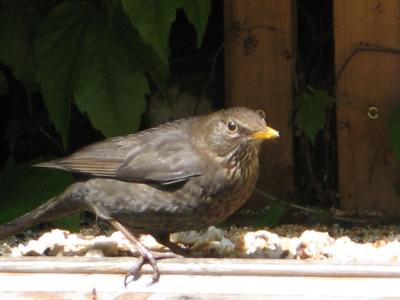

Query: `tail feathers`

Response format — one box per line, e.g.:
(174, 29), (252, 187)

(0, 183), (85, 240)
(34, 160), (67, 171)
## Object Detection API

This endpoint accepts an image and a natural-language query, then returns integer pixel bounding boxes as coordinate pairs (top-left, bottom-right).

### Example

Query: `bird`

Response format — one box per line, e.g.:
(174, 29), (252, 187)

(0, 107), (279, 285)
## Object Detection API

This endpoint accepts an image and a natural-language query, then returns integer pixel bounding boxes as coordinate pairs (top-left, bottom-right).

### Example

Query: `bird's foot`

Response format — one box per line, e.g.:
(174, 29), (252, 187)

(109, 220), (183, 286)
(124, 251), (181, 287)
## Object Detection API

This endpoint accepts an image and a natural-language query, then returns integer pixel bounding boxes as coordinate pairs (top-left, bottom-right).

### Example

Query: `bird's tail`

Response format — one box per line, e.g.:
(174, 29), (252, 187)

(0, 182), (86, 240)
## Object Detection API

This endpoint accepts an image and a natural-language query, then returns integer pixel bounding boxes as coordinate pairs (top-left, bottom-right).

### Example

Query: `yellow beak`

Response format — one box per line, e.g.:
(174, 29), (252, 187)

(251, 126), (280, 140)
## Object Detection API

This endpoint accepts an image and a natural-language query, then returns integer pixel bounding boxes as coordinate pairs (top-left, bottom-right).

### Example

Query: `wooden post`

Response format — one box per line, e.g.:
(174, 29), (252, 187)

(334, 0), (400, 214)
(224, 1), (295, 200)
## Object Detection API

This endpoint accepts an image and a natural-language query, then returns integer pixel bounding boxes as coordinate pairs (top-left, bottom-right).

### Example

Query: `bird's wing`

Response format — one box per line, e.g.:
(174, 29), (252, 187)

(37, 121), (203, 185)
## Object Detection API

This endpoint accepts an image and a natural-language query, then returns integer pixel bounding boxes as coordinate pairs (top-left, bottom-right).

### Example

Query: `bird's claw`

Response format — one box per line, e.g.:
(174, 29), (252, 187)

(124, 251), (181, 287)
(124, 252), (159, 287)
(124, 256), (144, 286)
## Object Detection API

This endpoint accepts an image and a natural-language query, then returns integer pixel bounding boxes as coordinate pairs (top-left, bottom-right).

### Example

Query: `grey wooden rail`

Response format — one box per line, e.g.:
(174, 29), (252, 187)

(0, 257), (399, 299)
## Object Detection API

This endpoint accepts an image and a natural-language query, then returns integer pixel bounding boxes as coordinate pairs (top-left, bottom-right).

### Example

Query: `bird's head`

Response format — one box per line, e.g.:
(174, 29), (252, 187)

(199, 107), (279, 166)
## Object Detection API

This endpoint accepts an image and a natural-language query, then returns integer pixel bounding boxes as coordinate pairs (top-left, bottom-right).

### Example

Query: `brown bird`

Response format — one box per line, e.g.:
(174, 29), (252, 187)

(0, 107), (279, 285)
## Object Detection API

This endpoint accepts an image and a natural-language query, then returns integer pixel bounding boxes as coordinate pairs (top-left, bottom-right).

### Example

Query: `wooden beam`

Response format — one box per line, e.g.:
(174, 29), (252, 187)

(224, 0), (295, 200)
(0, 258), (400, 298)
(1, 257), (400, 277)
(334, 0), (400, 214)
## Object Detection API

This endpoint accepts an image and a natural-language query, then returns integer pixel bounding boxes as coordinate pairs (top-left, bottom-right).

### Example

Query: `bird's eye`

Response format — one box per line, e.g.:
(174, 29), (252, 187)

(227, 120), (237, 132)
(256, 109), (266, 120)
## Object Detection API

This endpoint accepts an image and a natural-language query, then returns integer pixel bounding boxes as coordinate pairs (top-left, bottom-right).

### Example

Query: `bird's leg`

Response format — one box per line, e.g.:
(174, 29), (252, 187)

(109, 220), (179, 286)
(153, 233), (191, 256)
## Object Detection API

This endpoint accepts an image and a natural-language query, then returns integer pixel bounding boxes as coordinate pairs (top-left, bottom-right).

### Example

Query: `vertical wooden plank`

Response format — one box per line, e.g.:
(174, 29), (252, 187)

(334, 0), (400, 214)
(224, 1), (295, 199)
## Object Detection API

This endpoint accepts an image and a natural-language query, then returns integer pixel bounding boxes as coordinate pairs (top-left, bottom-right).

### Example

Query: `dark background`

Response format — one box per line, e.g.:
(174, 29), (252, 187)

(0, 0), (336, 224)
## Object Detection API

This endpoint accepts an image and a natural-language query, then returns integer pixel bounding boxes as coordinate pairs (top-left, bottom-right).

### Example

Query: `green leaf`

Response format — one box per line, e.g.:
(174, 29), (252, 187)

(388, 105), (400, 161)
(102, 0), (119, 25)
(53, 214), (81, 232)
(0, 0), (41, 89)
(35, 2), (87, 147)
(113, 9), (169, 91)
(0, 161), (74, 225)
(309, 209), (332, 224)
(183, 0), (211, 47)
(35, 1), (168, 145)
(295, 88), (332, 144)
(0, 71), (7, 95)
(121, 0), (185, 62)
(253, 203), (288, 227)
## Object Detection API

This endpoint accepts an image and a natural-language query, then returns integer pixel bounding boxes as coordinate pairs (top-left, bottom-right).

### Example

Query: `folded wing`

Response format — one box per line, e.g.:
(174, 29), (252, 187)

(36, 120), (203, 185)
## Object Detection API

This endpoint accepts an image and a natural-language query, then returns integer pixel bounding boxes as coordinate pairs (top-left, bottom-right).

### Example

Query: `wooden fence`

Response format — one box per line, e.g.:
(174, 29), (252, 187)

(224, 0), (400, 214)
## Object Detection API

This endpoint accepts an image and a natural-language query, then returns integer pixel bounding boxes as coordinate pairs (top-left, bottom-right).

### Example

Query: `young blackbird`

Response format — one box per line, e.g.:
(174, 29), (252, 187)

(0, 107), (279, 285)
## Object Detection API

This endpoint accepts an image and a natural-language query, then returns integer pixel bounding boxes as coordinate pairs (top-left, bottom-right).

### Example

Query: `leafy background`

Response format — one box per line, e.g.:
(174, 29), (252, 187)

(0, 0), (214, 228)
(3, 0), (210, 145)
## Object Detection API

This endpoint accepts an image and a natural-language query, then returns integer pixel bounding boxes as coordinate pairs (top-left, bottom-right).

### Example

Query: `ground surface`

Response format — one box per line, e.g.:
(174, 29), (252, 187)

(1, 224), (400, 262)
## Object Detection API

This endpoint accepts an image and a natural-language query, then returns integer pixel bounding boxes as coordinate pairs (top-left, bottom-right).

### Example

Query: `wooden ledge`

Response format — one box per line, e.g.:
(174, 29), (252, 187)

(1, 257), (400, 277)
(0, 257), (399, 299)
